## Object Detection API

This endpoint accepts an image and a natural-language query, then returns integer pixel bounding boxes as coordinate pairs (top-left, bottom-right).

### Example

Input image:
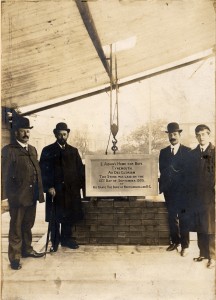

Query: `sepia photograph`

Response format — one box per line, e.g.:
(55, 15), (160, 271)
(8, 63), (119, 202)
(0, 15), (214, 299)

(1, 0), (215, 299)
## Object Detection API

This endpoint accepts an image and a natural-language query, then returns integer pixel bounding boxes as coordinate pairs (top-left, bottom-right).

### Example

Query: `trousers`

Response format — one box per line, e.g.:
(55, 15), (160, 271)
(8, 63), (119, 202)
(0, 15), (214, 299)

(164, 192), (190, 249)
(197, 233), (215, 259)
(50, 220), (74, 250)
(8, 204), (36, 262)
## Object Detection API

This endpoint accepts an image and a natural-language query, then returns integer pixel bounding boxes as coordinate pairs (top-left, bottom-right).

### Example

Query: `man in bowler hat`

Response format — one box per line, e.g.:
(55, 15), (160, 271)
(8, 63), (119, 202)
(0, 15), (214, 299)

(2, 116), (45, 270)
(159, 122), (191, 256)
(40, 122), (85, 252)
(186, 124), (215, 268)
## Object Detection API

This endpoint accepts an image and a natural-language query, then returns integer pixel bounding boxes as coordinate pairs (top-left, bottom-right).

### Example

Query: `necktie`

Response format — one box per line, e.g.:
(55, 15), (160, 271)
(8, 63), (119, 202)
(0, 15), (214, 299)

(24, 146), (28, 151)
(201, 148), (204, 159)
(171, 147), (174, 155)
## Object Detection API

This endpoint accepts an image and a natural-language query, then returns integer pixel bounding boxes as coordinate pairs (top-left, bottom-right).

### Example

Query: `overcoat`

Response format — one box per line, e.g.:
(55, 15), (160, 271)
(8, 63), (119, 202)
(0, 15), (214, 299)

(159, 144), (190, 210)
(1, 142), (45, 207)
(40, 142), (85, 223)
(186, 143), (215, 234)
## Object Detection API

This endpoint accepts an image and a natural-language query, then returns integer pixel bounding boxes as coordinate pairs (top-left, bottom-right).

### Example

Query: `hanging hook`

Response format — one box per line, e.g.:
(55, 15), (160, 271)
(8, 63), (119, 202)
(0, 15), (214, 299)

(111, 123), (118, 154)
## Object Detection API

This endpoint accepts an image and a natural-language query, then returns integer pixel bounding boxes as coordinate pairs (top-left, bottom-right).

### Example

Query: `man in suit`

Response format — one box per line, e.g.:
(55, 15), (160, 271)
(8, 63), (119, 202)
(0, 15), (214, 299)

(159, 122), (191, 256)
(2, 116), (45, 270)
(40, 122), (85, 252)
(187, 124), (215, 268)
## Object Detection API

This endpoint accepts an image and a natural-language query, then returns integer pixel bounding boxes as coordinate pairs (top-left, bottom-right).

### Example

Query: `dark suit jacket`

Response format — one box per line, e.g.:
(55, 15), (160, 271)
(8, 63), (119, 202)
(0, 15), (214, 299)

(40, 142), (85, 223)
(1, 142), (44, 207)
(186, 143), (215, 233)
(159, 144), (190, 208)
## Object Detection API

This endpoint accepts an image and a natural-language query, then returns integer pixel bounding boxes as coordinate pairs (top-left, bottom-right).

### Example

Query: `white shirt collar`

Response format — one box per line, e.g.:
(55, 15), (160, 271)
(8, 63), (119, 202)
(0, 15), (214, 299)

(170, 143), (180, 155)
(200, 143), (210, 152)
(17, 140), (28, 149)
(57, 142), (66, 149)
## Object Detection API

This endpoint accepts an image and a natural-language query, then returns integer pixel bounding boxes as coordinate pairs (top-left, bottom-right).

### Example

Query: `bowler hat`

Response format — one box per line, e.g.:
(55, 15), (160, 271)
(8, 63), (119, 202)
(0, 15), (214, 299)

(13, 116), (33, 129)
(53, 122), (70, 133)
(195, 124), (211, 133)
(165, 122), (182, 133)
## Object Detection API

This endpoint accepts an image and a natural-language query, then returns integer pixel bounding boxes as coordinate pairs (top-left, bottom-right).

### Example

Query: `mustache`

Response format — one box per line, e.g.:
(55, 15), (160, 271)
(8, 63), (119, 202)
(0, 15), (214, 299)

(170, 138), (176, 141)
(22, 136), (29, 139)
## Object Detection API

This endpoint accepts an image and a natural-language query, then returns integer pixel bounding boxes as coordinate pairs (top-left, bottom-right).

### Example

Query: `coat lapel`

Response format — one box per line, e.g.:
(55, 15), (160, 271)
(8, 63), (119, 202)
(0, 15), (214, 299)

(14, 141), (29, 156)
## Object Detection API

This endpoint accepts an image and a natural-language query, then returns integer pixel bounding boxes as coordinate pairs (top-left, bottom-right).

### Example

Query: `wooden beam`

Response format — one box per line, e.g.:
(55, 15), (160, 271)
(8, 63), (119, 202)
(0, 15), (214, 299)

(75, 0), (111, 79)
(119, 54), (213, 88)
(21, 54), (213, 116)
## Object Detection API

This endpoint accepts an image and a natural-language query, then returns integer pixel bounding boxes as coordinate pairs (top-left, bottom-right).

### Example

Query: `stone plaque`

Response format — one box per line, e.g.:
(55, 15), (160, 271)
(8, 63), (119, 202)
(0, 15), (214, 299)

(85, 154), (158, 196)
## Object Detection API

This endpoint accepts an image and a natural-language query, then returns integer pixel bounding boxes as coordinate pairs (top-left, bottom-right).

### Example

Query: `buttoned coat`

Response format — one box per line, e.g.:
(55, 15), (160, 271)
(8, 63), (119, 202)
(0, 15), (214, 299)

(159, 144), (191, 209)
(186, 143), (215, 234)
(40, 142), (85, 223)
(1, 142), (45, 207)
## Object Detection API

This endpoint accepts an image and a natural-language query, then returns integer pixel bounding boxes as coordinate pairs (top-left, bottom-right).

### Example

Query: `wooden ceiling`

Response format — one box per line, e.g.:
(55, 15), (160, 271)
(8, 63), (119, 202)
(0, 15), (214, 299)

(1, 0), (215, 109)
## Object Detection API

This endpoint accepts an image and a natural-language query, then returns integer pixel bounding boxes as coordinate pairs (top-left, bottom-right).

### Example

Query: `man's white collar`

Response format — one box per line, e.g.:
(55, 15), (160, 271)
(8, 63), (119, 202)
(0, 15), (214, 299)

(170, 143), (180, 155)
(17, 140), (28, 149)
(200, 143), (210, 152)
(57, 142), (66, 149)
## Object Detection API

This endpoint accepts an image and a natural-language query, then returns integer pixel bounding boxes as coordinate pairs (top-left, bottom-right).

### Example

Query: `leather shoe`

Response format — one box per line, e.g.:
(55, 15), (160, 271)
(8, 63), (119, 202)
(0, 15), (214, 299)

(50, 246), (58, 253)
(22, 250), (45, 258)
(11, 260), (22, 270)
(166, 244), (179, 251)
(193, 256), (207, 262)
(207, 259), (215, 269)
(181, 248), (189, 257)
(61, 240), (79, 249)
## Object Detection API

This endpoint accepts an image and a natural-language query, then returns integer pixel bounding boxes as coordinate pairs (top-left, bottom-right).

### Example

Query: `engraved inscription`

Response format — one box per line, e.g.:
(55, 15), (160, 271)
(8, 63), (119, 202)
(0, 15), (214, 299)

(85, 155), (158, 197)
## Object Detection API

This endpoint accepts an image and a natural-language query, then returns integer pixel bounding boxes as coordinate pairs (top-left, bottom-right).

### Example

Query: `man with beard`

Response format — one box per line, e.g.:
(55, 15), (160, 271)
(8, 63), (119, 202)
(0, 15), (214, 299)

(40, 122), (85, 252)
(159, 122), (191, 256)
(187, 124), (215, 268)
(2, 116), (45, 270)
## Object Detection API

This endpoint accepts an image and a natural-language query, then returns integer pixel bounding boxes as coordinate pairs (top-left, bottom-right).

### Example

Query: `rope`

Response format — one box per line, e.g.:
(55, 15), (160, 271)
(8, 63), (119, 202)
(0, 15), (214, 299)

(115, 50), (119, 129)
(105, 43), (119, 155)
(110, 44), (112, 127)
(105, 102), (118, 155)
(105, 130), (112, 155)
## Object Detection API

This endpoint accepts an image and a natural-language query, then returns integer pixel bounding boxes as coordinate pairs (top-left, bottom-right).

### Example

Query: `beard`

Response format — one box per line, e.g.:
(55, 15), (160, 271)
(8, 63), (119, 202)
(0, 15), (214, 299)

(57, 138), (67, 145)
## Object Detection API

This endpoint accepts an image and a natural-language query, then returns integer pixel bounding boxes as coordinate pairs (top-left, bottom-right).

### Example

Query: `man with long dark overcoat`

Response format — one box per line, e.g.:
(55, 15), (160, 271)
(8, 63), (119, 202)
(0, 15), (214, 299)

(186, 124), (215, 268)
(40, 122), (85, 252)
(159, 122), (191, 256)
(2, 116), (45, 270)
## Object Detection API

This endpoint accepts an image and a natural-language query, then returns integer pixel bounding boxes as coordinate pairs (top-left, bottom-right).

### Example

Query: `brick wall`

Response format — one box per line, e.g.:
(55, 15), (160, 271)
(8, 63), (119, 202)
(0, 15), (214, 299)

(74, 198), (170, 245)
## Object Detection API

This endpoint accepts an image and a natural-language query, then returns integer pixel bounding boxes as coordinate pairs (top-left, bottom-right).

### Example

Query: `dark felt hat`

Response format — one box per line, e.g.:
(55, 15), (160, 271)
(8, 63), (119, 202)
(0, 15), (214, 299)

(165, 122), (182, 133)
(53, 122), (70, 133)
(195, 124), (211, 133)
(13, 116), (33, 129)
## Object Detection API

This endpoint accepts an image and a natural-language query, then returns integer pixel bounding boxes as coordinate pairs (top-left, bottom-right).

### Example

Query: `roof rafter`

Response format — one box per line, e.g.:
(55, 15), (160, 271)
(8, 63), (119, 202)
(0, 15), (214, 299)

(21, 53), (213, 116)
(75, 0), (111, 80)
